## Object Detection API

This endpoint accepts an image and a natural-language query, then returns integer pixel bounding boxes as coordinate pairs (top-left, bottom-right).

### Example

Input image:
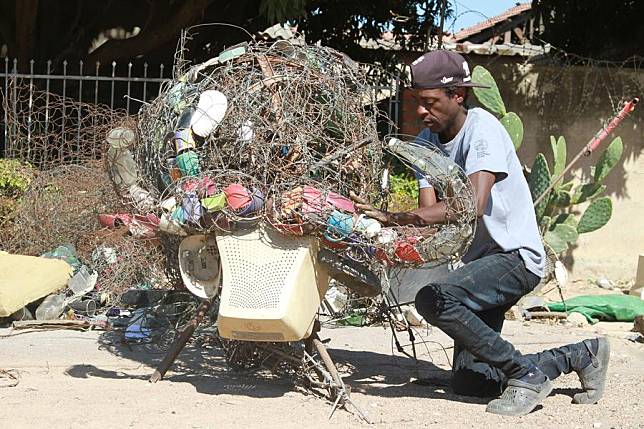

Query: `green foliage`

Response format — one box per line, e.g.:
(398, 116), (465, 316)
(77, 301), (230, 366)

(577, 197), (612, 234)
(471, 66), (524, 149)
(0, 159), (33, 226)
(500, 112), (524, 150)
(388, 173), (419, 212)
(259, 0), (307, 22)
(573, 182), (606, 204)
(390, 172), (419, 200)
(536, 138), (621, 253)
(471, 66), (506, 116)
(550, 136), (566, 177)
(528, 154), (551, 221)
(0, 159), (33, 197)
(593, 137), (623, 183)
(544, 223), (578, 254)
(472, 64), (625, 255)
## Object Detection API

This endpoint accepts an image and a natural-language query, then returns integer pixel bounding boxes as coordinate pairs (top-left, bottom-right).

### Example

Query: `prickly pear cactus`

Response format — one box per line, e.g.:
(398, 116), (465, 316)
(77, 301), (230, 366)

(593, 137), (623, 183)
(472, 66), (506, 116)
(528, 153), (550, 221)
(551, 136), (566, 177)
(472, 66), (524, 150)
(500, 112), (524, 150)
(577, 197), (613, 234)
(544, 223), (579, 254)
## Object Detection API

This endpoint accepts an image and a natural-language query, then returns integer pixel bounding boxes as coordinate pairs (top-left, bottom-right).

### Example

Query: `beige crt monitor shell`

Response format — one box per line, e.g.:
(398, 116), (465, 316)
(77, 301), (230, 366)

(216, 226), (329, 342)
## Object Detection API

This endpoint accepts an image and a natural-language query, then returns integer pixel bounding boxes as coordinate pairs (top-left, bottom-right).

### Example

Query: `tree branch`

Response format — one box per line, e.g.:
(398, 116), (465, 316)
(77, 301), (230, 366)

(86, 0), (214, 65)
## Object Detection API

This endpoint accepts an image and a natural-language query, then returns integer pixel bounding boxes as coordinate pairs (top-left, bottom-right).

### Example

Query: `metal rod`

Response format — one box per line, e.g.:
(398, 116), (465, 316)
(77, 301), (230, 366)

(44, 60), (51, 158)
(77, 60), (83, 155)
(3, 57), (8, 157)
(534, 97), (639, 206)
(110, 61), (116, 109)
(27, 60), (34, 152)
(126, 62), (132, 113)
(61, 60), (67, 164)
(149, 299), (211, 383)
(11, 59), (17, 158)
(158, 64), (165, 96)
(142, 62), (148, 104)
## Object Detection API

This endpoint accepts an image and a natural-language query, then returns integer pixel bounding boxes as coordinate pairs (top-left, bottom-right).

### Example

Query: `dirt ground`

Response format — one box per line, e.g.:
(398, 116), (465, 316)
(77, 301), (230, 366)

(1, 279), (643, 429)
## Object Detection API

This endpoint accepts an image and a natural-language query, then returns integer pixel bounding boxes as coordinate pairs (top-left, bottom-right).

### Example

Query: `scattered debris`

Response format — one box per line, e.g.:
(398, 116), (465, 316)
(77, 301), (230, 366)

(0, 369), (20, 388)
(595, 277), (616, 290)
(10, 319), (92, 331)
(566, 312), (590, 327)
(634, 315), (644, 335)
(0, 251), (73, 317)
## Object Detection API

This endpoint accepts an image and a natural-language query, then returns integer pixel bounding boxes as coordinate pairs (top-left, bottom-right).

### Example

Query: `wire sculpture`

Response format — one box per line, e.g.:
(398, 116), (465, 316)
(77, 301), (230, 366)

(129, 39), (476, 270)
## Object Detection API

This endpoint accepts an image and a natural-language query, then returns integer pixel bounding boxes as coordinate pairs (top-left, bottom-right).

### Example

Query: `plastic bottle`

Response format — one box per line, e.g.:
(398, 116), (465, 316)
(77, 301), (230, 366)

(35, 293), (66, 320)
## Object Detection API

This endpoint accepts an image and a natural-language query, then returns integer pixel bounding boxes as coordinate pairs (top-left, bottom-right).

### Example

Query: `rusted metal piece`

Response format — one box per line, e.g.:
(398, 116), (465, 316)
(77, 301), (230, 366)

(149, 298), (211, 383)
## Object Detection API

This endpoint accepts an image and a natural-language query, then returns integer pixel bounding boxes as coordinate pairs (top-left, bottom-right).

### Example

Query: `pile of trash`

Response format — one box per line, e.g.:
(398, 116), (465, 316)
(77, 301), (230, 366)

(0, 243), (196, 344)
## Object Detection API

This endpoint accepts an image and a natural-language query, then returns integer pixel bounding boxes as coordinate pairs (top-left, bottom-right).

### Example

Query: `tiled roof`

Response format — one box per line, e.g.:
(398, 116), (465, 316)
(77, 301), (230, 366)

(452, 3), (532, 42)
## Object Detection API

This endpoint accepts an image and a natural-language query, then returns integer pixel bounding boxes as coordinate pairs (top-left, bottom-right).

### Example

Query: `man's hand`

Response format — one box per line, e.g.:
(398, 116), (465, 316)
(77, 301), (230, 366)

(349, 191), (390, 224)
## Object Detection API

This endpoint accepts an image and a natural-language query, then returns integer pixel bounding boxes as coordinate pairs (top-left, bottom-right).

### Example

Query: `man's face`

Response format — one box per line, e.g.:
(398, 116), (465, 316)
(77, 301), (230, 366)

(414, 87), (463, 135)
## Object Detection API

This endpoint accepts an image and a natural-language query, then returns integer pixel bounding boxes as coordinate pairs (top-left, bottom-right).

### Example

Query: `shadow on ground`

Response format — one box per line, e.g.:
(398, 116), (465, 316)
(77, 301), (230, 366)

(65, 329), (297, 398)
(64, 326), (584, 406)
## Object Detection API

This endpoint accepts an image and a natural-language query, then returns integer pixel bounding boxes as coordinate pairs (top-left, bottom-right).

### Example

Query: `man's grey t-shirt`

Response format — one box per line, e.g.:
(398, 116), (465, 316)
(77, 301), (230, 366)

(415, 107), (545, 278)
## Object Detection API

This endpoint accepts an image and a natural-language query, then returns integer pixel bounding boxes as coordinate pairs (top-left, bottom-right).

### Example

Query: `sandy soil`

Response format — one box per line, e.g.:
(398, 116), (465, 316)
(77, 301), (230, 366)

(1, 303), (642, 429)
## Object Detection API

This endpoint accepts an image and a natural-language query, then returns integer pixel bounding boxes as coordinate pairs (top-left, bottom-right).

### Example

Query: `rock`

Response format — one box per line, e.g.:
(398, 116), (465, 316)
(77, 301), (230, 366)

(505, 305), (523, 321)
(567, 312), (589, 327)
(596, 277), (615, 290)
(634, 315), (644, 335)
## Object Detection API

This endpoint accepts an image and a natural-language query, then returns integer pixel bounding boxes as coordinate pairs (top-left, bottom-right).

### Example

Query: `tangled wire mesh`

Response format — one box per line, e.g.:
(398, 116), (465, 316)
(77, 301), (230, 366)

(3, 80), (127, 169)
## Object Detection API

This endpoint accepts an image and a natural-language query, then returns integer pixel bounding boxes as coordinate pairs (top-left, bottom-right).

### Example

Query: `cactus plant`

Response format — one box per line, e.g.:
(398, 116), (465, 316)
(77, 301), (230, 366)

(537, 138), (621, 254)
(544, 223), (578, 254)
(500, 112), (524, 150)
(528, 153), (551, 221)
(472, 66), (506, 116)
(472, 66), (525, 150)
(551, 136), (566, 177)
(577, 197), (612, 234)
(472, 65), (624, 256)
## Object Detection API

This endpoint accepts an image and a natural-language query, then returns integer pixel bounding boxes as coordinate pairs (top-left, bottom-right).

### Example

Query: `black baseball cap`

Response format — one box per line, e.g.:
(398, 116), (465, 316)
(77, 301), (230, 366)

(410, 50), (489, 89)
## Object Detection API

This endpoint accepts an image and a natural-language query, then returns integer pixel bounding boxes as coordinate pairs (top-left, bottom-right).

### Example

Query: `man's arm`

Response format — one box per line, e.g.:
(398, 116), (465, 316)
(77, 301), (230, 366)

(352, 171), (495, 226)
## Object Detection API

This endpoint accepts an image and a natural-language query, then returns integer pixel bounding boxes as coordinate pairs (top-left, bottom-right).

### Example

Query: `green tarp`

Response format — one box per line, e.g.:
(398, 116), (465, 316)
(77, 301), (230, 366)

(547, 294), (644, 324)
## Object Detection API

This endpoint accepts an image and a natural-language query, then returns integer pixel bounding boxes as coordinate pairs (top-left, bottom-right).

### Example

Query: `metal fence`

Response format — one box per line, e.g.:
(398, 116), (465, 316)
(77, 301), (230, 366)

(0, 58), (400, 163)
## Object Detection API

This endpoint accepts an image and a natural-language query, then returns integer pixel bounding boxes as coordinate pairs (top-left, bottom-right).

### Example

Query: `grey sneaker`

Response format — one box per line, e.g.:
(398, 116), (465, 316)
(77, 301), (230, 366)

(486, 378), (553, 416)
(573, 337), (610, 404)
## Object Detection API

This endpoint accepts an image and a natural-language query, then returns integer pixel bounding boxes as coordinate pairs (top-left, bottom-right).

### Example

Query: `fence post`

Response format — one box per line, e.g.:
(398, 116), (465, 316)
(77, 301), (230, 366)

(77, 60), (84, 160)
(126, 62), (132, 114)
(110, 61), (116, 109)
(61, 59), (68, 164)
(27, 59), (34, 157)
(158, 64), (165, 96)
(44, 60), (51, 157)
(3, 57), (8, 157)
(11, 59), (17, 159)
(143, 62), (148, 104)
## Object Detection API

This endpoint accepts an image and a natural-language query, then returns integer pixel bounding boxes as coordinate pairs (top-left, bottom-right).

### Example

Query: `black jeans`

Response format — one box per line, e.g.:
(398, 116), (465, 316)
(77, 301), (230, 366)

(414, 251), (589, 397)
